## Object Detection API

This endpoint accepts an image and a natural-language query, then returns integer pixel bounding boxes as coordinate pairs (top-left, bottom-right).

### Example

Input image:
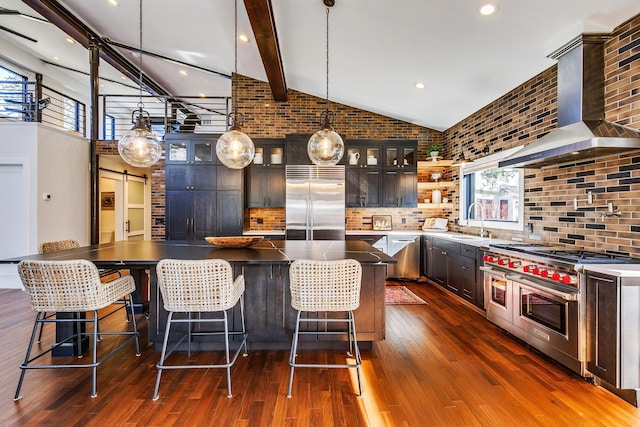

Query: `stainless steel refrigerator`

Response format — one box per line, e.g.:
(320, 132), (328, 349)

(285, 165), (345, 240)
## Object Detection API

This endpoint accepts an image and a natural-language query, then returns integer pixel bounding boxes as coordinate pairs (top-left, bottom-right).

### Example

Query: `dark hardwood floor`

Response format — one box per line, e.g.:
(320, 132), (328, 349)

(1, 283), (639, 426)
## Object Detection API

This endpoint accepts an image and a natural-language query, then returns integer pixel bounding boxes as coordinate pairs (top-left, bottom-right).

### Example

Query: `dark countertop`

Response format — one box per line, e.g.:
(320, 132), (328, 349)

(4, 240), (396, 266)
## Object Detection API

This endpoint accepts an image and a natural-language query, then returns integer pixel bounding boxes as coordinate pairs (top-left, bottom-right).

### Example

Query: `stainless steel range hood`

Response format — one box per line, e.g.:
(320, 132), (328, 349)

(499, 34), (640, 169)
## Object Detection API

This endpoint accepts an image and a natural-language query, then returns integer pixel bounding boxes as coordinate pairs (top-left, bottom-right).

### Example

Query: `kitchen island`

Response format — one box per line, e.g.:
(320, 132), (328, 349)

(9, 240), (394, 351)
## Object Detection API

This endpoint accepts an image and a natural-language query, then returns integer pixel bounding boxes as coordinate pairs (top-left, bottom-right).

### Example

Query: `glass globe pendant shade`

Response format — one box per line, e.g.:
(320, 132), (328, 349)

(118, 109), (161, 167)
(216, 113), (255, 169)
(307, 110), (344, 165)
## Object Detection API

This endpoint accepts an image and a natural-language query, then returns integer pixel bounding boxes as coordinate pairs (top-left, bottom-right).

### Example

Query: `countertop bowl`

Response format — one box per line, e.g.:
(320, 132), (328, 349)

(205, 236), (264, 248)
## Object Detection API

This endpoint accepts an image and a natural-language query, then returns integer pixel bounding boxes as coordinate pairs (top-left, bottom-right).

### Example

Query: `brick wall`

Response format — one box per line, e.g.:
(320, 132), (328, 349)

(444, 13), (640, 255)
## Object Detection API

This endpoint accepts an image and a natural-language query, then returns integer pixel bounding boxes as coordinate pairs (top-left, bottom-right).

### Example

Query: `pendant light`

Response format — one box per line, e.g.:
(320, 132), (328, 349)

(307, 0), (344, 166)
(216, 0), (255, 169)
(117, 0), (161, 168)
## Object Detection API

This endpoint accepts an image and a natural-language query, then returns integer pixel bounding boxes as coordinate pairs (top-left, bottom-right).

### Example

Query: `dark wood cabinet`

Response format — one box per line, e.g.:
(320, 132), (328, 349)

(165, 134), (243, 240)
(585, 272), (640, 390)
(383, 169), (418, 207)
(345, 139), (417, 208)
(426, 237), (481, 308)
(346, 168), (382, 207)
(246, 139), (285, 208)
(285, 133), (313, 165)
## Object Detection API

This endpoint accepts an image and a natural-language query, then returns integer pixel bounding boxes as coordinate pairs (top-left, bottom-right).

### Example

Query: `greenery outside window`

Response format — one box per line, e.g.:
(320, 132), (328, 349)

(459, 146), (524, 232)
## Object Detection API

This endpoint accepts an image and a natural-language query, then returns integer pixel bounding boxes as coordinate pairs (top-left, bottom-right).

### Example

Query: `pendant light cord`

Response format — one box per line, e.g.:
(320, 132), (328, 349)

(232, 0), (238, 125)
(325, 6), (330, 112)
(138, 0), (144, 111)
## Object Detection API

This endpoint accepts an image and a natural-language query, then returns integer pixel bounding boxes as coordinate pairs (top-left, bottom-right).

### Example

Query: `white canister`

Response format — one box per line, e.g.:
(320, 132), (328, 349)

(431, 189), (442, 204)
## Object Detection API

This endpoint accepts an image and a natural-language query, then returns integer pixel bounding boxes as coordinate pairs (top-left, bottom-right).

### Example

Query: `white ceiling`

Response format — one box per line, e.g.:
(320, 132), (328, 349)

(1, 0), (640, 131)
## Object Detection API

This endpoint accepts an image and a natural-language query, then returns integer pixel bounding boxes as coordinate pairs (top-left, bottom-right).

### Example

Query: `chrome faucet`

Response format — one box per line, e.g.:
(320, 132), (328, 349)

(467, 202), (487, 237)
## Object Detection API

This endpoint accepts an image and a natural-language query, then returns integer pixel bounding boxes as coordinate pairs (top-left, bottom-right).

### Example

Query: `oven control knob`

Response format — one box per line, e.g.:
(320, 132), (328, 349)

(561, 275), (577, 285)
(508, 260), (520, 268)
(532, 267), (540, 275)
(498, 258), (508, 265)
(523, 265), (532, 273)
(551, 272), (560, 281)
(540, 269), (549, 278)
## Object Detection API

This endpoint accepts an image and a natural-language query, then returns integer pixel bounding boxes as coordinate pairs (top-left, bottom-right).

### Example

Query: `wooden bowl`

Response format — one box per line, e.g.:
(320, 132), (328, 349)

(204, 236), (264, 248)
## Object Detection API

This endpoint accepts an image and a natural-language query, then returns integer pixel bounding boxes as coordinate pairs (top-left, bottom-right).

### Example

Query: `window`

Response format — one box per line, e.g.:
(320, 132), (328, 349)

(459, 146), (524, 232)
(104, 114), (115, 140)
(0, 66), (29, 121)
(63, 96), (80, 132)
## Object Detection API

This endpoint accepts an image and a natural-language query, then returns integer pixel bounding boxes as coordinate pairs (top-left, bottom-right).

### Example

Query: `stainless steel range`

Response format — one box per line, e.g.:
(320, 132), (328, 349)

(481, 243), (640, 377)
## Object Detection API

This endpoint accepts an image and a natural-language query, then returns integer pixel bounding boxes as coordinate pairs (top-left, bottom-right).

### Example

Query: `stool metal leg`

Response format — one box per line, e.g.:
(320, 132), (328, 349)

(223, 310), (232, 398)
(287, 311), (302, 398)
(91, 310), (99, 398)
(14, 312), (42, 400)
(153, 311), (174, 400)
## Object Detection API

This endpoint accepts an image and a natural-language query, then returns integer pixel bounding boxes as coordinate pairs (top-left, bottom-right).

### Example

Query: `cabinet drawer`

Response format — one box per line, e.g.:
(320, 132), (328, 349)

(461, 244), (477, 257)
(433, 238), (460, 255)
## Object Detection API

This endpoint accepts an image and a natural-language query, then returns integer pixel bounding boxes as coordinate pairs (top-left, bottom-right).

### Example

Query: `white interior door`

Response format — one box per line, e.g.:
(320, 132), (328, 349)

(124, 176), (148, 241)
(0, 163), (28, 258)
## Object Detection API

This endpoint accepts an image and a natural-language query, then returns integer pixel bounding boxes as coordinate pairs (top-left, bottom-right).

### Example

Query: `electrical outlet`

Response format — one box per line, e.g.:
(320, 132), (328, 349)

(401, 218), (406, 224)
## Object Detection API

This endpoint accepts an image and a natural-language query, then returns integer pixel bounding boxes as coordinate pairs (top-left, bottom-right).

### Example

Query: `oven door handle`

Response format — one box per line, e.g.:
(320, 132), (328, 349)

(509, 275), (579, 301)
(479, 266), (508, 278)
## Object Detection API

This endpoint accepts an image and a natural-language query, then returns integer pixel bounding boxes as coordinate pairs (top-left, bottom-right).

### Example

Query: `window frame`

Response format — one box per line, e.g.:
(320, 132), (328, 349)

(458, 146), (525, 232)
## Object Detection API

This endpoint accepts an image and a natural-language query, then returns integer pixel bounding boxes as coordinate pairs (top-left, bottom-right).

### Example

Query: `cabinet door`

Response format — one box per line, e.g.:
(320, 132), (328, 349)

(431, 248), (448, 286)
(165, 165), (190, 190)
(460, 255), (476, 302)
(247, 166), (285, 207)
(383, 170), (416, 207)
(264, 167), (285, 207)
(346, 168), (382, 207)
(242, 264), (289, 340)
(165, 140), (189, 164)
(285, 134), (313, 165)
(165, 190), (192, 240)
(190, 165), (217, 191)
(217, 167), (242, 191)
(423, 237), (433, 279)
(587, 273), (618, 386)
(216, 191), (243, 236)
(191, 141), (215, 163)
(192, 191), (217, 239)
(446, 252), (461, 294)
(246, 167), (265, 208)
(398, 170), (417, 207)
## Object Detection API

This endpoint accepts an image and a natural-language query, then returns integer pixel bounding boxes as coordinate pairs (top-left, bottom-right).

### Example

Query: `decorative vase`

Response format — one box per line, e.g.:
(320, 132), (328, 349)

(432, 189), (442, 204)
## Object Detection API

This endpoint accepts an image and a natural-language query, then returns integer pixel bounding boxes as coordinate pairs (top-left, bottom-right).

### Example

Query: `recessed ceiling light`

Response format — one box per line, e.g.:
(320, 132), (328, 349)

(239, 34), (250, 43)
(414, 82), (425, 89)
(179, 70), (188, 76)
(478, 2), (497, 16)
(52, 56), (60, 61)
(65, 37), (75, 44)
(120, 75), (127, 80)
(107, 0), (119, 6)
(199, 93), (206, 98)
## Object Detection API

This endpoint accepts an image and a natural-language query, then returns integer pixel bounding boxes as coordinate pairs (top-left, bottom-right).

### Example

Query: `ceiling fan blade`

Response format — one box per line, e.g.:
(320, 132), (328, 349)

(0, 25), (38, 43)
(0, 8), (48, 23)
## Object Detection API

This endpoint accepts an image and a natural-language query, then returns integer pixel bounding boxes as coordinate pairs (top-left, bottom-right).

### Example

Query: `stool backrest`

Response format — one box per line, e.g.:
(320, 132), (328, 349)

(289, 259), (362, 312)
(38, 239), (80, 254)
(156, 259), (244, 312)
(18, 260), (106, 312)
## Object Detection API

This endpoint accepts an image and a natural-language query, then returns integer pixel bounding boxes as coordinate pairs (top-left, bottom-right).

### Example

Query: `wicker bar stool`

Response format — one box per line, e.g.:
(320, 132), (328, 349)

(15, 259), (141, 400)
(36, 239), (130, 343)
(153, 259), (248, 400)
(287, 258), (363, 398)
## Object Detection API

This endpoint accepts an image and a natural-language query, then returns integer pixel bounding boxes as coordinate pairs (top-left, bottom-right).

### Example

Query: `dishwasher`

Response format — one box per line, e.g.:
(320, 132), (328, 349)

(379, 234), (421, 280)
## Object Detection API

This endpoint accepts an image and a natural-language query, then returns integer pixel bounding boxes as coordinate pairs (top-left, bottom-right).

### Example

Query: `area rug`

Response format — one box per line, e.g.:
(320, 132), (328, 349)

(385, 286), (427, 305)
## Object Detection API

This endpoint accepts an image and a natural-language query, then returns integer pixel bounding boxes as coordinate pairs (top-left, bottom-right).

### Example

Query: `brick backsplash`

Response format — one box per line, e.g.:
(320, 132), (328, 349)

(104, 13), (640, 252)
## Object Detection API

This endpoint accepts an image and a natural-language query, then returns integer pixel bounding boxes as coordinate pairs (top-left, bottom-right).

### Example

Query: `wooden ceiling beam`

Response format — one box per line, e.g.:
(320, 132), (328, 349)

(243, 0), (287, 102)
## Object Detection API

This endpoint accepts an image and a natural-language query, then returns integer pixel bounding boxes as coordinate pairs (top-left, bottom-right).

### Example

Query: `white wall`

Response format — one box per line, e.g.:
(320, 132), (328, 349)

(0, 122), (89, 288)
